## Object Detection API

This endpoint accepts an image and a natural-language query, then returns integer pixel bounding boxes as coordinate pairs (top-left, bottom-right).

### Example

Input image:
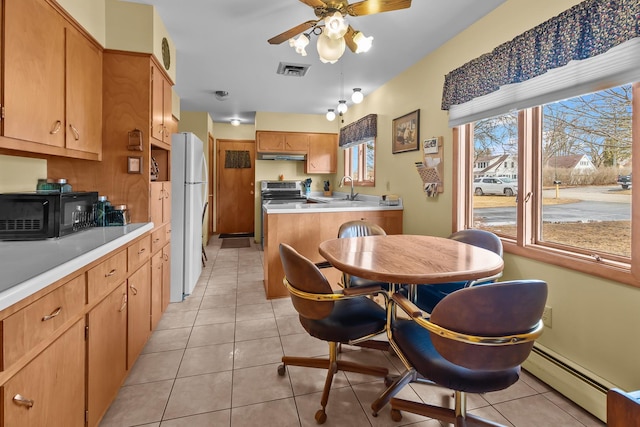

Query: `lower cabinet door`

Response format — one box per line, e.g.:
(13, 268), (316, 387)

(3, 320), (85, 427)
(87, 282), (128, 427)
(128, 263), (151, 368)
(151, 251), (163, 330)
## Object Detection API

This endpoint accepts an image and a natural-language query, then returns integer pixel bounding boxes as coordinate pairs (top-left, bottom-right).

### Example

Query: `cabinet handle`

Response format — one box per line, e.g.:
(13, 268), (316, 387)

(130, 284), (138, 295)
(42, 307), (62, 322)
(163, 254), (169, 261)
(50, 120), (62, 134)
(138, 248), (146, 255)
(153, 238), (161, 244)
(105, 269), (117, 278)
(119, 294), (127, 312)
(12, 394), (34, 408)
(69, 124), (80, 140)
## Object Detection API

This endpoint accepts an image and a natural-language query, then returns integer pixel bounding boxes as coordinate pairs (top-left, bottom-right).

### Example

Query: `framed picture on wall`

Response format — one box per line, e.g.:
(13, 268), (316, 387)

(392, 109), (420, 154)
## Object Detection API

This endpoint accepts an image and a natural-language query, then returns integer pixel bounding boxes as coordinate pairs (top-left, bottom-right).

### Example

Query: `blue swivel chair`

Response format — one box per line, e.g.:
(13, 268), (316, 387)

(277, 243), (391, 424)
(414, 229), (503, 313)
(373, 280), (547, 426)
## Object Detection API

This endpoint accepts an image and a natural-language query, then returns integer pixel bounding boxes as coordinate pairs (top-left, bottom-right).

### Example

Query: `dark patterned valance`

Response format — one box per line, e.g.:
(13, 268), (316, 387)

(339, 114), (377, 148)
(441, 0), (640, 110)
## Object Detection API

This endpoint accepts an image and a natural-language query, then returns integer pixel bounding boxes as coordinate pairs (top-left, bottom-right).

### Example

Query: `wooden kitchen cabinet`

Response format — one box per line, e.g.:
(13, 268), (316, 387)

(3, 320), (85, 427)
(86, 282), (127, 427)
(151, 62), (174, 147)
(161, 243), (171, 311)
(1, 0), (102, 160)
(127, 263), (151, 368)
(263, 209), (403, 298)
(306, 133), (337, 174)
(101, 51), (173, 228)
(150, 181), (172, 228)
(2, 274), (85, 369)
(151, 251), (163, 330)
(256, 131), (309, 153)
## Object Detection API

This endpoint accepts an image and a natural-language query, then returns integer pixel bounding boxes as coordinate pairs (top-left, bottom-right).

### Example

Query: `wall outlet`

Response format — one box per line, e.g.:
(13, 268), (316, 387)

(542, 305), (552, 328)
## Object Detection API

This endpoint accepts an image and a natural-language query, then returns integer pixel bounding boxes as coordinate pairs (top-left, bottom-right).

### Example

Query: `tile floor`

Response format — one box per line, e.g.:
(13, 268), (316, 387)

(100, 238), (605, 427)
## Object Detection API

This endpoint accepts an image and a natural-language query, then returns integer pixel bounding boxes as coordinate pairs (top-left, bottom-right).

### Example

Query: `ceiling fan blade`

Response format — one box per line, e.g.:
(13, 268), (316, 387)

(267, 20), (318, 45)
(344, 26), (357, 53)
(298, 0), (328, 8)
(347, 0), (412, 16)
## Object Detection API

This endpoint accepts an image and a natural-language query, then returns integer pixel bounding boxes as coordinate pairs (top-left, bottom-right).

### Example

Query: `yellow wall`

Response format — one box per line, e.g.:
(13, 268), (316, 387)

(57, 0), (106, 46)
(346, 0), (640, 405)
(105, 0), (176, 83)
(0, 155), (47, 193)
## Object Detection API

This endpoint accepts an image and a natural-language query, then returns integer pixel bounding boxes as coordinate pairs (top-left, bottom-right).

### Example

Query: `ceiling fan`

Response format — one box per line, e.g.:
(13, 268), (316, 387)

(268, 0), (412, 62)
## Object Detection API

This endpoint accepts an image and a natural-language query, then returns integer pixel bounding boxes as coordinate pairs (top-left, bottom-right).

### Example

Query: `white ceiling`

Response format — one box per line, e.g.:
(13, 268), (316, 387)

(125, 0), (505, 124)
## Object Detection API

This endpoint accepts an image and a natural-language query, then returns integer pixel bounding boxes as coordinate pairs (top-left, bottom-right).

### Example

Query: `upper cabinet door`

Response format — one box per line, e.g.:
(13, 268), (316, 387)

(4, 0), (65, 147)
(65, 25), (103, 155)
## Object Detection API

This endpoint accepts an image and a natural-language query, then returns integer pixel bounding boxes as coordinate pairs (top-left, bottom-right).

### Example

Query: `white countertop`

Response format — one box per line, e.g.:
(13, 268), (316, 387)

(0, 222), (154, 311)
(263, 192), (403, 214)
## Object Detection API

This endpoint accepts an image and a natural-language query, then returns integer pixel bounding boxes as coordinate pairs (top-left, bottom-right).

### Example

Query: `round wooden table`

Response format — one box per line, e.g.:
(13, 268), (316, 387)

(318, 234), (504, 285)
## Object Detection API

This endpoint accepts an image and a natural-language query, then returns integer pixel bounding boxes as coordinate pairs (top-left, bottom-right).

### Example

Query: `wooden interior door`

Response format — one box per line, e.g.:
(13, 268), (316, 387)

(208, 133), (215, 238)
(216, 139), (255, 235)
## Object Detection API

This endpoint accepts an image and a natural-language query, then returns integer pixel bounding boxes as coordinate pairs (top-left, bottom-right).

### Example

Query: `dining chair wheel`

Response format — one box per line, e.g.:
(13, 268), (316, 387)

(315, 409), (327, 424)
(390, 408), (402, 422)
(277, 364), (286, 376)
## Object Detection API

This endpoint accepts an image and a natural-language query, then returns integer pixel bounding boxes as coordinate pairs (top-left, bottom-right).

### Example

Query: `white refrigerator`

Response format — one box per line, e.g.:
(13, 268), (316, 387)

(170, 132), (208, 302)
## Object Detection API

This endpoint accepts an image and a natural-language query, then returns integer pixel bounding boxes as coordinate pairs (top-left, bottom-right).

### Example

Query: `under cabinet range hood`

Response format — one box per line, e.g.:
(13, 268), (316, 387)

(257, 153), (306, 161)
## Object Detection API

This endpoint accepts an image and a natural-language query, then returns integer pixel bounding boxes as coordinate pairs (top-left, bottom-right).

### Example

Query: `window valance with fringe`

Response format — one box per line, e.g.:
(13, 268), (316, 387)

(339, 114), (377, 148)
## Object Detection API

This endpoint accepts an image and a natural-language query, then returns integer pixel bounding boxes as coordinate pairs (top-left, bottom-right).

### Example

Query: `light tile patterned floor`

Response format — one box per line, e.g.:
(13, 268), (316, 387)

(100, 238), (605, 427)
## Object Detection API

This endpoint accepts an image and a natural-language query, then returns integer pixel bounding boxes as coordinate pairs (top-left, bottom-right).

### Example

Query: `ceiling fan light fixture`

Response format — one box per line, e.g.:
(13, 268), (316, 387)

(317, 29), (345, 64)
(324, 12), (348, 40)
(326, 109), (336, 121)
(351, 88), (363, 104)
(353, 31), (373, 53)
(337, 100), (348, 114)
(289, 33), (309, 56)
(230, 119), (241, 126)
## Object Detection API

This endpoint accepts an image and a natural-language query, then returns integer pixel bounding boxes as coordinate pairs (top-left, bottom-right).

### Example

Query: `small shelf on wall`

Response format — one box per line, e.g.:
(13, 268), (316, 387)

(151, 147), (169, 181)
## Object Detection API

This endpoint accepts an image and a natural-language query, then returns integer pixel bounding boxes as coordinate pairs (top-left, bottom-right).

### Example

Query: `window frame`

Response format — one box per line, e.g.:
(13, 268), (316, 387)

(343, 139), (376, 187)
(454, 84), (640, 288)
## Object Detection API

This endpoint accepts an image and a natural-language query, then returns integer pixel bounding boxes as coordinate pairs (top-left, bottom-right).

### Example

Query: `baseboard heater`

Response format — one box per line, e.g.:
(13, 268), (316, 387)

(523, 344), (615, 423)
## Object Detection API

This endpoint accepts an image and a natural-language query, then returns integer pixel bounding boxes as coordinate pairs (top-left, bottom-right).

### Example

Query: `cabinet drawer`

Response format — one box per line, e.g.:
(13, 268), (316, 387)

(151, 225), (166, 254)
(128, 236), (151, 272)
(3, 275), (85, 369)
(87, 249), (127, 304)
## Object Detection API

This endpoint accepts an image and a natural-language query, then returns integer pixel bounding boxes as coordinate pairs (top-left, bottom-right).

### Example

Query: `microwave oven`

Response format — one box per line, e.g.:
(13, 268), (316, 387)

(0, 191), (98, 240)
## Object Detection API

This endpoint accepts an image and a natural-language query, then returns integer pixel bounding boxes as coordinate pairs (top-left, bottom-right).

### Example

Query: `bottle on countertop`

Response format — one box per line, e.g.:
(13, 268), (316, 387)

(57, 178), (72, 193)
(95, 195), (111, 227)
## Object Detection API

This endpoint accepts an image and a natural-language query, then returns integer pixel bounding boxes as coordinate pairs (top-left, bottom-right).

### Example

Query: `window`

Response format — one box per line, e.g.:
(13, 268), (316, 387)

(343, 139), (375, 186)
(456, 83), (636, 286)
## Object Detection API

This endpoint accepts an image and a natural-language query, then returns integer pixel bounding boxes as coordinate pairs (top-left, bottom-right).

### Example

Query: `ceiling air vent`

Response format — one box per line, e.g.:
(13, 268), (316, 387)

(277, 62), (311, 77)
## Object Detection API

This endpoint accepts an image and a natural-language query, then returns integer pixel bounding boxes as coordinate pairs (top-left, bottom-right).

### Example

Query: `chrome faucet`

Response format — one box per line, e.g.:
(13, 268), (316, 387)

(339, 176), (358, 201)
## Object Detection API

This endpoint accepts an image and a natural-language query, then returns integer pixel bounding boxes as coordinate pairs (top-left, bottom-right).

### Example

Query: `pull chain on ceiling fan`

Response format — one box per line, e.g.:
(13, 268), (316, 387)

(268, 0), (412, 63)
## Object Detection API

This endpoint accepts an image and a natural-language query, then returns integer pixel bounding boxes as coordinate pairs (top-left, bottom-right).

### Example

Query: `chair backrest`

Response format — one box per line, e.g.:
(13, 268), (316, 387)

(430, 280), (547, 371)
(338, 220), (387, 239)
(279, 243), (335, 320)
(448, 229), (503, 258)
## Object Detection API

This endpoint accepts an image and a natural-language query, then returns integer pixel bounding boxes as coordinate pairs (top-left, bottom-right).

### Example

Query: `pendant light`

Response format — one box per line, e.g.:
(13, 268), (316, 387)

(351, 88), (363, 104)
(326, 109), (336, 121)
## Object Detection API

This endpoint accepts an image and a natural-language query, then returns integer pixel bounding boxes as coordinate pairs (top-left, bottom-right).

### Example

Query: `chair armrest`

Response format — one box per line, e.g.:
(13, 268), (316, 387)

(391, 292), (424, 319)
(465, 272), (503, 288)
(343, 284), (384, 297)
(314, 260), (333, 269)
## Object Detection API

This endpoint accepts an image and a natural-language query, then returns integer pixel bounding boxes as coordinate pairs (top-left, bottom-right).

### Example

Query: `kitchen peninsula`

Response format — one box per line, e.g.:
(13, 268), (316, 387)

(262, 194), (403, 298)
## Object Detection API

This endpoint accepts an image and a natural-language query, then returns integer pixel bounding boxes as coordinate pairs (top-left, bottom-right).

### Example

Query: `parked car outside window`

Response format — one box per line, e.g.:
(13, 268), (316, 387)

(617, 173), (632, 189)
(473, 177), (518, 196)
